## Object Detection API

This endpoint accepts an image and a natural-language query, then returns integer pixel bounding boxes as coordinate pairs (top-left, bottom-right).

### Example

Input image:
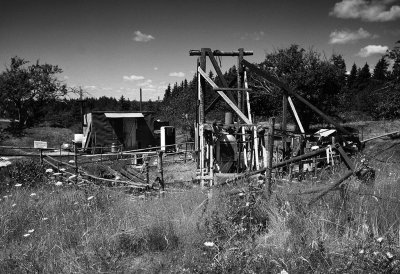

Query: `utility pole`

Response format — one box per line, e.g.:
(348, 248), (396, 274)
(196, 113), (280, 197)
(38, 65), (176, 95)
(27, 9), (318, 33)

(140, 88), (142, 111)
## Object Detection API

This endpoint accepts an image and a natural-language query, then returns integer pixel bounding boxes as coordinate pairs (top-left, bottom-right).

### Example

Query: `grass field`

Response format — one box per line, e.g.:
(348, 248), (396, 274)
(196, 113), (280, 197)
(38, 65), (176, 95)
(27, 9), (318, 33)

(1, 123), (400, 273)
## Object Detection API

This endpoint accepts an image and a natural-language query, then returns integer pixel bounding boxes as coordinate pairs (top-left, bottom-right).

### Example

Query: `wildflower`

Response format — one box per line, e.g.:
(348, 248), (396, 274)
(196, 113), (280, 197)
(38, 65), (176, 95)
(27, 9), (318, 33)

(53, 172), (62, 176)
(359, 249), (364, 254)
(45, 168), (53, 173)
(280, 270), (288, 274)
(42, 217), (48, 221)
(28, 229), (34, 233)
(55, 181), (63, 186)
(30, 193), (37, 197)
(245, 202), (250, 207)
(386, 252), (394, 259)
(15, 184), (22, 187)
(23, 234), (30, 237)
(12, 203), (16, 207)
(73, 202), (78, 205)
(68, 160), (75, 164)
(376, 237), (384, 243)
(204, 241), (215, 247)
(87, 196), (94, 201)
(60, 168), (66, 172)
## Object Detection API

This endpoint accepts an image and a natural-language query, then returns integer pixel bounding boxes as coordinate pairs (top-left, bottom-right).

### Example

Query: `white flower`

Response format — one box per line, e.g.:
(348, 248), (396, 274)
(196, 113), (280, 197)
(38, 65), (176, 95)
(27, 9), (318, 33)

(376, 237), (384, 243)
(23, 234), (30, 237)
(42, 217), (48, 221)
(87, 196), (94, 201)
(45, 168), (53, 173)
(280, 270), (288, 274)
(204, 241), (215, 247)
(28, 229), (34, 233)
(15, 184), (22, 187)
(30, 193), (37, 197)
(386, 252), (394, 259)
(359, 249), (364, 254)
(55, 181), (63, 186)
(11, 203), (16, 207)
(60, 168), (66, 171)
(68, 160), (75, 164)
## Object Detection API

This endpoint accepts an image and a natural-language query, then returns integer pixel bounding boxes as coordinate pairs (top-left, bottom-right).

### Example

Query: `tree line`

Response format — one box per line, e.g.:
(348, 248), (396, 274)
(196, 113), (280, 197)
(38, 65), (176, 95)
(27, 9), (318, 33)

(1, 42), (399, 133)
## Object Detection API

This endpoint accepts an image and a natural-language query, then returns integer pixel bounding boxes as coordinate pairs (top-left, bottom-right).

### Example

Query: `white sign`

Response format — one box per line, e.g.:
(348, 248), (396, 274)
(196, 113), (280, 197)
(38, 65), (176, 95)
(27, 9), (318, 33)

(34, 141), (48, 149)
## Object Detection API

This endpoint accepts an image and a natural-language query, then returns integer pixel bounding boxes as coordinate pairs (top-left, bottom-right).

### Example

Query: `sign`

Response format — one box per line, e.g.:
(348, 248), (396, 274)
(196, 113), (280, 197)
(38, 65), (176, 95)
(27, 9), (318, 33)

(34, 141), (48, 149)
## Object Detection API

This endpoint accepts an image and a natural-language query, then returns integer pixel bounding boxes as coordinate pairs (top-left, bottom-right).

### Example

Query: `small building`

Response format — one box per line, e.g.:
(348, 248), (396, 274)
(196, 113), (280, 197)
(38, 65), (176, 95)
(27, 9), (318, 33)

(82, 111), (158, 150)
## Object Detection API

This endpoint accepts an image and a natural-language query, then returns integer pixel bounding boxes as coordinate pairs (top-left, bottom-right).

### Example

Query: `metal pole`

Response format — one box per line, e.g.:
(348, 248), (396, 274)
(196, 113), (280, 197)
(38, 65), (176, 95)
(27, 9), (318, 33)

(157, 151), (164, 190)
(140, 88), (142, 111)
(74, 143), (78, 184)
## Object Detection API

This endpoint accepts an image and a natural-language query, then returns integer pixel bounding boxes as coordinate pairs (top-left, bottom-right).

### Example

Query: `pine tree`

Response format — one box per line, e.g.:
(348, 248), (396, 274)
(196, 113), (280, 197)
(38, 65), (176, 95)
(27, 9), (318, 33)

(356, 63), (371, 89)
(373, 57), (389, 82)
(163, 84), (171, 101)
(347, 63), (358, 88)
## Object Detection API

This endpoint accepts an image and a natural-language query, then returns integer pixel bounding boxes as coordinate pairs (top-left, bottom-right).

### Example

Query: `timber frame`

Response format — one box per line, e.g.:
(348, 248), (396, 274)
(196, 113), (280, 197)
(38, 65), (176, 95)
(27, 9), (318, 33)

(189, 48), (360, 193)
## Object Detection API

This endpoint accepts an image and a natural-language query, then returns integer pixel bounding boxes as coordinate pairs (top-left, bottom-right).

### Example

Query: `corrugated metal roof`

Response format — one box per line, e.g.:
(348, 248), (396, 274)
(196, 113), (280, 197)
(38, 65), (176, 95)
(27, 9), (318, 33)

(104, 113), (144, 118)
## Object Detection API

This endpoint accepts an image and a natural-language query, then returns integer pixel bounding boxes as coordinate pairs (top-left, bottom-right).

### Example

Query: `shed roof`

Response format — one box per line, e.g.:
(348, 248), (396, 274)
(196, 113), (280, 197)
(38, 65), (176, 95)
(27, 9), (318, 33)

(104, 113), (144, 118)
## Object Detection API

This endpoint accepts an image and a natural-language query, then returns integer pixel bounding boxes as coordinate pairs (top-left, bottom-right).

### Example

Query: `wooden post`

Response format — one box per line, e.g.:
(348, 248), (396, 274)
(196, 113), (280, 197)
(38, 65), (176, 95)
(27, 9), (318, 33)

(145, 157), (149, 185)
(237, 48), (244, 115)
(157, 151), (164, 190)
(74, 142), (78, 183)
(265, 117), (275, 196)
(209, 143), (214, 186)
(39, 149), (43, 165)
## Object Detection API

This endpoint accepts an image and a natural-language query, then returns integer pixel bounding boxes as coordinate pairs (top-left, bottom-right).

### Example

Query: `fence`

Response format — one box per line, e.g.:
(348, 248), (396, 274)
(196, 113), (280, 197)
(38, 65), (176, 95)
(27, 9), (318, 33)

(0, 142), (195, 190)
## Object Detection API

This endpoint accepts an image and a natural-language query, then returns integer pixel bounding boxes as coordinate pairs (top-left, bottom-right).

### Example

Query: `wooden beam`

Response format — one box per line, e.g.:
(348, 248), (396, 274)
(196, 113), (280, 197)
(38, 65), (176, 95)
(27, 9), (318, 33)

(242, 59), (351, 135)
(198, 67), (251, 124)
(205, 77), (237, 113)
(288, 96), (305, 134)
(190, 50), (253, 56)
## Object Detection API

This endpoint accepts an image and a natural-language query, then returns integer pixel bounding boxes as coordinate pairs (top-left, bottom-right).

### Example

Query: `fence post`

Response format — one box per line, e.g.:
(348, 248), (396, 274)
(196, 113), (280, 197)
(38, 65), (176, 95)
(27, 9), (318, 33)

(157, 150), (165, 190)
(265, 117), (275, 197)
(39, 149), (43, 165)
(145, 156), (149, 185)
(74, 142), (78, 183)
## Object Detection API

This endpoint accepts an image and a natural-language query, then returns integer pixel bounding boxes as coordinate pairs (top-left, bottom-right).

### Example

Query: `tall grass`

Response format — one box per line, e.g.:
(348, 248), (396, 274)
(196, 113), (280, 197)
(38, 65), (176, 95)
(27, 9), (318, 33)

(1, 158), (400, 273)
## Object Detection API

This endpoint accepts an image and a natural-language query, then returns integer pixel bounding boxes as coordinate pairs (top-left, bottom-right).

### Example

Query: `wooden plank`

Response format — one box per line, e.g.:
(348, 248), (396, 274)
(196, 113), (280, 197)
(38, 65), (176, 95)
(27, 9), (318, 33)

(288, 96), (305, 134)
(198, 67), (251, 124)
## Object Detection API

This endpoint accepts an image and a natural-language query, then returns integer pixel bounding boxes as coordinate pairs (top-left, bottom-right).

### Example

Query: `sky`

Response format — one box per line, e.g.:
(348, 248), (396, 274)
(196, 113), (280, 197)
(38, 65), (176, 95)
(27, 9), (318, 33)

(1, 0), (400, 101)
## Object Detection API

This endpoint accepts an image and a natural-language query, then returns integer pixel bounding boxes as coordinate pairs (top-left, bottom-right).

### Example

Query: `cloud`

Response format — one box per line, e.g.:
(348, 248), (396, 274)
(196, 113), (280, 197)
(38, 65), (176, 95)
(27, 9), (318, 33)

(240, 31), (265, 41)
(330, 0), (400, 22)
(137, 79), (154, 88)
(357, 45), (389, 57)
(169, 72), (185, 77)
(123, 75), (145, 81)
(84, 85), (97, 90)
(133, 30), (155, 42)
(154, 67), (158, 70)
(329, 28), (375, 44)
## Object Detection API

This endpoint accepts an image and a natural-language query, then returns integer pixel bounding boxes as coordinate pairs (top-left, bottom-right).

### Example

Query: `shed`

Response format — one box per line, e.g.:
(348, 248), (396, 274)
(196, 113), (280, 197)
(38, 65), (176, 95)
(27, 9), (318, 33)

(82, 111), (157, 150)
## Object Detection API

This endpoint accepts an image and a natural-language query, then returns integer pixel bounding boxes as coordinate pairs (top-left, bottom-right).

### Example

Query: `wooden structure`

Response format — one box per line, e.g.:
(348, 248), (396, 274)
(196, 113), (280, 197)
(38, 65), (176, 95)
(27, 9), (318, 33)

(190, 48), (361, 190)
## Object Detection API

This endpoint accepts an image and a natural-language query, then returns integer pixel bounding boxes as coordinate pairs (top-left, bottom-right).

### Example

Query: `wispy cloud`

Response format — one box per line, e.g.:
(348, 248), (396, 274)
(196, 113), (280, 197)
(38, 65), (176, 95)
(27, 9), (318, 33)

(84, 85), (97, 90)
(240, 31), (265, 41)
(329, 28), (375, 44)
(137, 79), (154, 88)
(154, 67), (158, 71)
(133, 30), (155, 42)
(123, 75), (145, 81)
(357, 45), (389, 57)
(169, 72), (185, 77)
(330, 0), (400, 22)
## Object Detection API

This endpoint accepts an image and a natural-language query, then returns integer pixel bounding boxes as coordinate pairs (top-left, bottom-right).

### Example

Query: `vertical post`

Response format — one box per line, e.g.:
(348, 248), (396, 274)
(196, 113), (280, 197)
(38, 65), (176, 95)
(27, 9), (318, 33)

(209, 143), (214, 186)
(157, 151), (164, 190)
(58, 144), (61, 171)
(184, 142), (187, 163)
(199, 124), (205, 187)
(39, 149), (43, 165)
(145, 156), (149, 185)
(282, 92), (288, 160)
(200, 49), (206, 124)
(140, 88), (142, 111)
(265, 117), (275, 197)
(74, 142), (78, 183)
(237, 48), (244, 116)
